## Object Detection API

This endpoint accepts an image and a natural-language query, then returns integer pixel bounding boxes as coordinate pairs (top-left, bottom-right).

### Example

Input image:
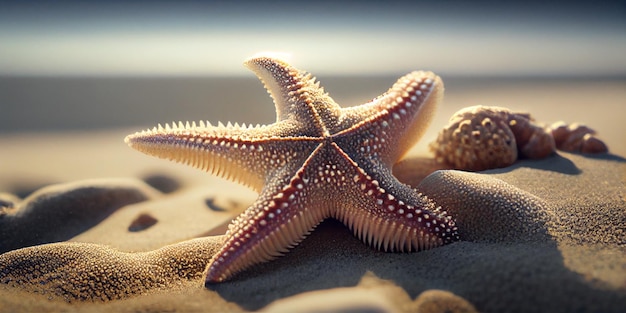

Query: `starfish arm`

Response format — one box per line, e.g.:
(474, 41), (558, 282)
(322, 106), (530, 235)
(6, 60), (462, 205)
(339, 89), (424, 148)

(125, 121), (319, 191)
(205, 144), (332, 283)
(245, 56), (341, 136)
(329, 144), (458, 252)
(336, 71), (443, 165)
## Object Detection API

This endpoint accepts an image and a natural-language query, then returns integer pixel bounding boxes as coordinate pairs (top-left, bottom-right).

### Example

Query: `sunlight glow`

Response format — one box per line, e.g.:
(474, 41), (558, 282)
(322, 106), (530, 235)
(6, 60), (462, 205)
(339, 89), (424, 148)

(1, 2), (625, 76)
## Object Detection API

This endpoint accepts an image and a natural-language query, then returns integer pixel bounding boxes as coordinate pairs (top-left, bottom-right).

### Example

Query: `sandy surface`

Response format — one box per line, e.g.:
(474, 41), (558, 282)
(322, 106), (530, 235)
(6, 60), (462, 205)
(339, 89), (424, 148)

(0, 78), (625, 312)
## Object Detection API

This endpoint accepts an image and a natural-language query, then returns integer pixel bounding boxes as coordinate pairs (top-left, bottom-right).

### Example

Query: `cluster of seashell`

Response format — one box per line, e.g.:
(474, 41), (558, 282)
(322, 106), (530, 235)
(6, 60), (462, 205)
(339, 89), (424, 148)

(430, 106), (608, 171)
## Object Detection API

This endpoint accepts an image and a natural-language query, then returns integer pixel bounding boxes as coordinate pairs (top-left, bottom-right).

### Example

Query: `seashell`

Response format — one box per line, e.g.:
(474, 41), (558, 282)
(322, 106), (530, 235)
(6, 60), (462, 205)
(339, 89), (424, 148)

(549, 122), (608, 154)
(430, 106), (555, 171)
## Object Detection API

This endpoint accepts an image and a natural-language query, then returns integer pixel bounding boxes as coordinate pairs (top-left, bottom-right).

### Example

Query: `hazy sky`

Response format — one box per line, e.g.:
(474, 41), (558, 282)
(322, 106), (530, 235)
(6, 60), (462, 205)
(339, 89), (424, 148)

(1, 0), (625, 76)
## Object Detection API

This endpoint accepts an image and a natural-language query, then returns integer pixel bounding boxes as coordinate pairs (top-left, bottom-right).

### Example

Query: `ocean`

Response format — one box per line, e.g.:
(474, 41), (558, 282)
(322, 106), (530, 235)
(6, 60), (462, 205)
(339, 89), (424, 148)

(1, 75), (624, 157)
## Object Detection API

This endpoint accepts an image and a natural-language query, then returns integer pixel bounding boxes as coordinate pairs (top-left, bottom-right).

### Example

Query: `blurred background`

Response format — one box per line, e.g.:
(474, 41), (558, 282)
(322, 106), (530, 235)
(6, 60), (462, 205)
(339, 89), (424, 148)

(0, 0), (625, 189)
(2, 0), (625, 77)
(0, 0), (624, 139)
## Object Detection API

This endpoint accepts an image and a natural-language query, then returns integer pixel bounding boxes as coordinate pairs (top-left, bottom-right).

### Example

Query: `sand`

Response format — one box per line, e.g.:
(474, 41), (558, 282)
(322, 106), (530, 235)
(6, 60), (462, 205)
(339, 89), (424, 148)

(0, 77), (625, 312)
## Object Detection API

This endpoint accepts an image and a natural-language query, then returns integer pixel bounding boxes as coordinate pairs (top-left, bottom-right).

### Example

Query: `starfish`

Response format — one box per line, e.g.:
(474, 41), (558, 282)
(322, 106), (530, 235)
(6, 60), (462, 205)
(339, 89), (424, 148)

(125, 55), (459, 283)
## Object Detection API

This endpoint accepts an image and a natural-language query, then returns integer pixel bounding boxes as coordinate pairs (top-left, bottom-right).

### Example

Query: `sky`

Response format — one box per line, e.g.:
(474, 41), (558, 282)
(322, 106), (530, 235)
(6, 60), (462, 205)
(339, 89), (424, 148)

(1, 0), (625, 76)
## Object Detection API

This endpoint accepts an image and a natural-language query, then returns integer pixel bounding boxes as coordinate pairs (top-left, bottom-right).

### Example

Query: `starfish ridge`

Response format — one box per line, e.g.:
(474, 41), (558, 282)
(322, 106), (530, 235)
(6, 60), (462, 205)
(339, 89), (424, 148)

(125, 55), (459, 283)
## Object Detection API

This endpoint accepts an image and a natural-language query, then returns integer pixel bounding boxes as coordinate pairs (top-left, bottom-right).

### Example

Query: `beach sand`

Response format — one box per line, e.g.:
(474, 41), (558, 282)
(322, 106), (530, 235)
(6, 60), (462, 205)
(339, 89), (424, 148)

(0, 77), (624, 312)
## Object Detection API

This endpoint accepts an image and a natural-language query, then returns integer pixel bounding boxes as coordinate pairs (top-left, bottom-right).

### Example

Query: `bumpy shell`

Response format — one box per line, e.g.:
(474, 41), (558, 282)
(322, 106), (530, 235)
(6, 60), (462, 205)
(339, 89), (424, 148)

(430, 106), (556, 171)
(549, 121), (608, 154)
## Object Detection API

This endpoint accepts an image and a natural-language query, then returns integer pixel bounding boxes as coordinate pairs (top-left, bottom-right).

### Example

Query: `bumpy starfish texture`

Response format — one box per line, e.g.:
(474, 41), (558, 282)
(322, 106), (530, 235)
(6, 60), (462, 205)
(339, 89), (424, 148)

(125, 55), (459, 283)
